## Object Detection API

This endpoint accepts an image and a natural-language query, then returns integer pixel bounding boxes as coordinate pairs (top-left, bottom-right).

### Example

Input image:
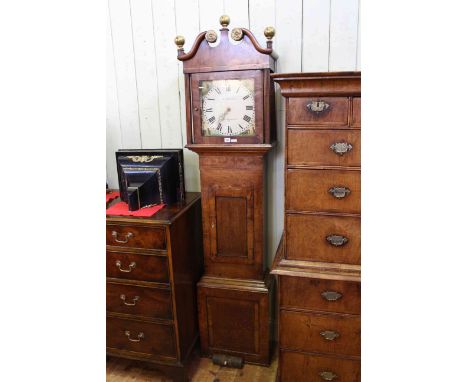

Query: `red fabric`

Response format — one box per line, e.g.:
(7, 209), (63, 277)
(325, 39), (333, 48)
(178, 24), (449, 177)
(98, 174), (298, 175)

(106, 191), (120, 203)
(106, 201), (165, 217)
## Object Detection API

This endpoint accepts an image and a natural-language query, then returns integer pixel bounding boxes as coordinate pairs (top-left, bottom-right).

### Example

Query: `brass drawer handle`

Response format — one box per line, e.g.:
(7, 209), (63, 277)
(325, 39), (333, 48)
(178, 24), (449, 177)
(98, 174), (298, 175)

(328, 186), (350, 199)
(320, 330), (340, 341)
(330, 142), (353, 156)
(120, 294), (139, 306)
(124, 330), (144, 342)
(319, 371), (338, 381)
(115, 260), (136, 273)
(112, 231), (134, 244)
(326, 234), (348, 247)
(321, 291), (342, 301)
(306, 100), (330, 114)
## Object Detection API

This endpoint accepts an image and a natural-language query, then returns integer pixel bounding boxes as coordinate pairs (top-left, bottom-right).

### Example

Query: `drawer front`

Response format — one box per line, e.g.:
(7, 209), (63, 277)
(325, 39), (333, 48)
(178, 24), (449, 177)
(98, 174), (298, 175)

(106, 282), (172, 320)
(287, 129), (360, 167)
(288, 97), (349, 126)
(106, 224), (166, 250)
(286, 169), (360, 214)
(351, 97), (360, 127)
(107, 316), (176, 358)
(280, 276), (360, 314)
(280, 351), (360, 382)
(280, 310), (360, 356)
(106, 251), (169, 283)
(286, 213), (360, 265)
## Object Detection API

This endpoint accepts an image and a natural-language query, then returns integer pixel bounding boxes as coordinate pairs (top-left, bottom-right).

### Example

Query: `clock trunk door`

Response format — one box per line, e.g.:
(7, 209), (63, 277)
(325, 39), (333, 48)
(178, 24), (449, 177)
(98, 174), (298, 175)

(207, 184), (255, 265)
(190, 70), (264, 144)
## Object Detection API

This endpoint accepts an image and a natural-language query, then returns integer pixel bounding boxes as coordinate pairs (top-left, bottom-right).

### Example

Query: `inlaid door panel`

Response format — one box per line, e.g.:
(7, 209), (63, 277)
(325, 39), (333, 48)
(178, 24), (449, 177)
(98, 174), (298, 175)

(207, 184), (254, 264)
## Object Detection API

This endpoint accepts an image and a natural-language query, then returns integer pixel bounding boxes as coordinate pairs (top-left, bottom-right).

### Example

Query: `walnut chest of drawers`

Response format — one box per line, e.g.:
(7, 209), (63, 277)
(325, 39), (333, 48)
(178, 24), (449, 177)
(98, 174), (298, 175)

(106, 192), (203, 382)
(271, 72), (361, 382)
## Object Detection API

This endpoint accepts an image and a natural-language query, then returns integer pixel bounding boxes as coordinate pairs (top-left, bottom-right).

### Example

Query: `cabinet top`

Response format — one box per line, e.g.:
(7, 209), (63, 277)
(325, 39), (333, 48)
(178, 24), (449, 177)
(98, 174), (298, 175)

(106, 192), (201, 225)
(272, 71), (361, 97)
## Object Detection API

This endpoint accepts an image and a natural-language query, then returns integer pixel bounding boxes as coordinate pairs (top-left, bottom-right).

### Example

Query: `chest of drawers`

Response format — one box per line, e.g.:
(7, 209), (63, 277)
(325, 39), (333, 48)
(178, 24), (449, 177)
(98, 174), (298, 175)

(106, 192), (203, 382)
(271, 72), (361, 381)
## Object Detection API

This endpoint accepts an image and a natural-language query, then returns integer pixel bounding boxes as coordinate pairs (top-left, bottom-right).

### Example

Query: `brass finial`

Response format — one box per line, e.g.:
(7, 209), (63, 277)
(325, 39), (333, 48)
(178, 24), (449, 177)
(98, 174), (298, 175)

(174, 35), (185, 49)
(264, 26), (275, 40)
(219, 15), (230, 28)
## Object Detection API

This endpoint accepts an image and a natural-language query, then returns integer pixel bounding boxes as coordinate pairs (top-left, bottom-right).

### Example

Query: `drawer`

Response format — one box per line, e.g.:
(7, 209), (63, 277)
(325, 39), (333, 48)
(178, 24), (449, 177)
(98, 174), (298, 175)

(351, 97), (360, 127)
(280, 351), (360, 382)
(107, 316), (176, 358)
(287, 129), (360, 167)
(286, 169), (360, 214)
(106, 224), (166, 250)
(280, 276), (360, 314)
(280, 310), (360, 356)
(106, 251), (169, 283)
(107, 282), (172, 320)
(288, 97), (349, 126)
(286, 213), (360, 265)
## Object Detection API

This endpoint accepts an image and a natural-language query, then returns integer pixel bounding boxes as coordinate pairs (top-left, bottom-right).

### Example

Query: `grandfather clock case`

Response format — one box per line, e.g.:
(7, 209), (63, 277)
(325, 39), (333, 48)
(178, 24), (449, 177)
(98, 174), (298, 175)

(176, 16), (277, 365)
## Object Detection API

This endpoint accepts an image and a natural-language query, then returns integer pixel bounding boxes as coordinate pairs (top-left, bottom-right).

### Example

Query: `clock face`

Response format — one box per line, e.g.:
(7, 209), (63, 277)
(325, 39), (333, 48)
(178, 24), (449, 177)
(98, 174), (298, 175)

(200, 79), (255, 137)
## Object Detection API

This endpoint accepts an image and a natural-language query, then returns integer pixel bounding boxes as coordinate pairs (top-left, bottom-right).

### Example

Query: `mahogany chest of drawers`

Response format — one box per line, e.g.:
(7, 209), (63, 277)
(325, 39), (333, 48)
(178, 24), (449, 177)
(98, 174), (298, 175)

(271, 72), (361, 381)
(106, 192), (203, 382)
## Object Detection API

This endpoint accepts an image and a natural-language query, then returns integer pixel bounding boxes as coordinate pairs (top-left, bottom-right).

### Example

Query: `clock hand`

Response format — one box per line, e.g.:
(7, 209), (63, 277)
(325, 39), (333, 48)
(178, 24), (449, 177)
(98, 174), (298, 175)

(218, 107), (231, 123)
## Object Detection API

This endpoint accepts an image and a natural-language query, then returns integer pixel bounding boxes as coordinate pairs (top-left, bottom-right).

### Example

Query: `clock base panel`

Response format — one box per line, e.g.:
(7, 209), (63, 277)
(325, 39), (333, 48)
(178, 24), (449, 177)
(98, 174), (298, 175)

(197, 274), (274, 366)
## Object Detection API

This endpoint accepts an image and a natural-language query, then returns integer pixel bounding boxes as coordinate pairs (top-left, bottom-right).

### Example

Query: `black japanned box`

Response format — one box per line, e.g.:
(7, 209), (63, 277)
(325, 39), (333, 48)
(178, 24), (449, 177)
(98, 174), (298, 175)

(116, 149), (185, 211)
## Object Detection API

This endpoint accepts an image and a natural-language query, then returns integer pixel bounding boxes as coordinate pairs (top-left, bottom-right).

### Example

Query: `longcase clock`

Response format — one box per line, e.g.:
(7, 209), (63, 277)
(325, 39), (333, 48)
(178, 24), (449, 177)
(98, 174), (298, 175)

(175, 15), (277, 365)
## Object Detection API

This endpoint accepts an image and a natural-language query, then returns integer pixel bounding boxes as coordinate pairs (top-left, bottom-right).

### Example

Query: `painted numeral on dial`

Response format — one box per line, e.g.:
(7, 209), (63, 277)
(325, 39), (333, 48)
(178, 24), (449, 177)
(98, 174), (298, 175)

(243, 115), (251, 122)
(246, 105), (253, 110)
(208, 116), (215, 124)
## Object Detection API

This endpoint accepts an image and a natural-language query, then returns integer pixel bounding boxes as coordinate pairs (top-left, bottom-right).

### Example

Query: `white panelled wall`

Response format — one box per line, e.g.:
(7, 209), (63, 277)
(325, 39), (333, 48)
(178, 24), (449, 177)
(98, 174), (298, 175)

(107, 0), (360, 264)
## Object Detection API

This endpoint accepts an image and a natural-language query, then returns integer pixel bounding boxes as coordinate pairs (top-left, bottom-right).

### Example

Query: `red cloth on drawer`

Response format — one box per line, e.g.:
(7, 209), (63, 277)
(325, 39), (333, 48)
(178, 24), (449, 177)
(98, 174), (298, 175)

(106, 201), (165, 217)
(106, 191), (120, 203)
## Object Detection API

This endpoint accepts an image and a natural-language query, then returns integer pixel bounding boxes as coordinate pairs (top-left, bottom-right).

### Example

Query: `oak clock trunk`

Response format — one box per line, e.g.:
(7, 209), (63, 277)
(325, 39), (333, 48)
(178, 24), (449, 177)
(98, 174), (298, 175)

(176, 16), (277, 365)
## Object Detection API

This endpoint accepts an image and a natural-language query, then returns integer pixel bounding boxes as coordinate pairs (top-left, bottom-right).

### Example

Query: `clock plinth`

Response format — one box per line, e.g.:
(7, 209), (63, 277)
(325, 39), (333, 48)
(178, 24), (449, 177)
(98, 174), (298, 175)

(197, 274), (274, 366)
(176, 16), (277, 366)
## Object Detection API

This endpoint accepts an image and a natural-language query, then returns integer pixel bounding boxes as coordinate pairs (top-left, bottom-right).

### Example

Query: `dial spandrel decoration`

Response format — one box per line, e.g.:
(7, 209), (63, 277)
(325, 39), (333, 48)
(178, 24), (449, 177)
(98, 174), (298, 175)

(200, 78), (255, 137)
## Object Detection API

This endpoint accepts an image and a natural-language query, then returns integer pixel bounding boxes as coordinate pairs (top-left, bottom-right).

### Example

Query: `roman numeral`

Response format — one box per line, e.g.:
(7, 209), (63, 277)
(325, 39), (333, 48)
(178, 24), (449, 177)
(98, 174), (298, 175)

(208, 116), (215, 124)
(242, 95), (249, 100)
(206, 98), (215, 101)
(214, 87), (221, 94)
(243, 115), (251, 123)
(238, 124), (245, 131)
(246, 105), (253, 110)
(205, 108), (213, 112)
(216, 123), (222, 131)
(227, 126), (232, 134)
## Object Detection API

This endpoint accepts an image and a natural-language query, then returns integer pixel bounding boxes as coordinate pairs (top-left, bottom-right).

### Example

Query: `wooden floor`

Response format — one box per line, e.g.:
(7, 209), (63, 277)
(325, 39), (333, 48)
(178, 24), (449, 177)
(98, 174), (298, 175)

(107, 351), (278, 382)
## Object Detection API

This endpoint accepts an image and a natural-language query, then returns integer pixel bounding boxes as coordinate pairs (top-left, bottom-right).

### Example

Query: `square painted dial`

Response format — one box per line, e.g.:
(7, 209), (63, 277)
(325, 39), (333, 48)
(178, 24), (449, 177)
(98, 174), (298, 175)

(200, 78), (255, 137)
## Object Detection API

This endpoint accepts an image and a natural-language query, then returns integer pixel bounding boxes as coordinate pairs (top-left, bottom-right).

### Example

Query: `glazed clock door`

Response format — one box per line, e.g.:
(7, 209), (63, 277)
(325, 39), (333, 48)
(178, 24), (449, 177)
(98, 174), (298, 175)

(206, 184), (255, 265)
(190, 70), (264, 144)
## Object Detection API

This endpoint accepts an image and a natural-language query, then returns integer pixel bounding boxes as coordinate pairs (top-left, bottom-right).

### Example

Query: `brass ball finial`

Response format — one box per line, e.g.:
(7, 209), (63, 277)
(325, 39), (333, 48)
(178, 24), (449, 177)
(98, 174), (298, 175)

(264, 26), (276, 40)
(174, 35), (185, 49)
(219, 15), (230, 28)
